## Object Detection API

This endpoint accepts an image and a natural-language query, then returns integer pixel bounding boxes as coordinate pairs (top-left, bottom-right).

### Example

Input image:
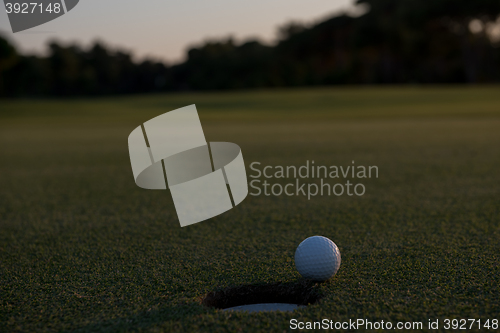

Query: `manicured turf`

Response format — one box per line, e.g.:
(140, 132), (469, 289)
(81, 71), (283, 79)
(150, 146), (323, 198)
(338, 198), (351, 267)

(1, 86), (499, 332)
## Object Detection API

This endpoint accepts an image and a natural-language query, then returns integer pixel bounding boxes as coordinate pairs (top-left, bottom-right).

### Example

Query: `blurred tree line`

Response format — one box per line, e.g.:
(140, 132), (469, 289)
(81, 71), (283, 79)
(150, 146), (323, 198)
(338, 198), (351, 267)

(1, 0), (500, 96)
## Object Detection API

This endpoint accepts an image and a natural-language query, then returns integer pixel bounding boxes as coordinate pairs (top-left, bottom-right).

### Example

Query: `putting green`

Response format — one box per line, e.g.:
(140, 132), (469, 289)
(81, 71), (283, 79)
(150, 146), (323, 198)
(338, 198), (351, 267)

(1, 86), (499, 332)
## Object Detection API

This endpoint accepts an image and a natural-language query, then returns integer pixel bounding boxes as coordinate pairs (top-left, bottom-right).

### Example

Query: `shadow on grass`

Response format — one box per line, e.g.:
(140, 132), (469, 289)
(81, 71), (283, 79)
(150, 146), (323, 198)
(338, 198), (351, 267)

(72, 304), (204, 333)
(73, 280), (322, 332)
(202, 280), (323, 309)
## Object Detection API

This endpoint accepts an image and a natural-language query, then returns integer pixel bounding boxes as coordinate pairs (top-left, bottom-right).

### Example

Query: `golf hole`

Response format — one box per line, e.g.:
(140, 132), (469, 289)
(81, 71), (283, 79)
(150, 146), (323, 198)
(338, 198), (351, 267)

(202, 281), (322, 313)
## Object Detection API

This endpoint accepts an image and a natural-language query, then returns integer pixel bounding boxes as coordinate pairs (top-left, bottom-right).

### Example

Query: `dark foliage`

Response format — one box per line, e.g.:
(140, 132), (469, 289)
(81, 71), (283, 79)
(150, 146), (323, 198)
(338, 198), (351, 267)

(1, 0), (500, 96)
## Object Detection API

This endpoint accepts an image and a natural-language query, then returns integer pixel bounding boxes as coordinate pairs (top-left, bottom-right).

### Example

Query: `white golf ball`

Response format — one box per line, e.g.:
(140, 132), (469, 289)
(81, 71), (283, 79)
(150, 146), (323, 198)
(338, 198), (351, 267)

(295, 236), (341, 281)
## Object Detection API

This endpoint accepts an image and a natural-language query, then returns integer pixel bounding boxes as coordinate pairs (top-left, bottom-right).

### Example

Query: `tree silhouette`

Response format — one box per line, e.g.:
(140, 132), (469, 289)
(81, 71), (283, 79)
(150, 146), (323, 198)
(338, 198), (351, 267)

(1, 0), (500, 97)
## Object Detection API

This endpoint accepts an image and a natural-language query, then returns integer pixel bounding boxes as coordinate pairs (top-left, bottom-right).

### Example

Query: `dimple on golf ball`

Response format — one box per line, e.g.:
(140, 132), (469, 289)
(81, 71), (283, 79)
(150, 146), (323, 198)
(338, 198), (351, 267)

(295, 236), (341, 281)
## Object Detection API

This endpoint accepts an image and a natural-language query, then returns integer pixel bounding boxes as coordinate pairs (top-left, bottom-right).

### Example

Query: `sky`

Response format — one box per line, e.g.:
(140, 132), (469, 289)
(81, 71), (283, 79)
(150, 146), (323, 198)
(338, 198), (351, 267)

(0, 0), (355, 63)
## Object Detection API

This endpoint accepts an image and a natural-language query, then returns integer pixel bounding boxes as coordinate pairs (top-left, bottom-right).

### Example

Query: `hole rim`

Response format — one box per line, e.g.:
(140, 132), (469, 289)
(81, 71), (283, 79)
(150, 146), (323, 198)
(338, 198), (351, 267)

(202, 280), (324, 310)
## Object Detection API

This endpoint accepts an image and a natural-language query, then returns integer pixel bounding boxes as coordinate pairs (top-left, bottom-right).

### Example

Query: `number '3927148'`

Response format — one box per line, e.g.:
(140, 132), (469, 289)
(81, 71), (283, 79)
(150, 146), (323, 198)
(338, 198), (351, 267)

(5, 2), (61, 14)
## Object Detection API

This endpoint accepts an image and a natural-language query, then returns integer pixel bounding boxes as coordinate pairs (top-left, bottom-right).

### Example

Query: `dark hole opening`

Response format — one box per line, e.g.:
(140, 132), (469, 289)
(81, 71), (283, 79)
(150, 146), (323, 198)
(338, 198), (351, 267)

(202, 280), (323, 309)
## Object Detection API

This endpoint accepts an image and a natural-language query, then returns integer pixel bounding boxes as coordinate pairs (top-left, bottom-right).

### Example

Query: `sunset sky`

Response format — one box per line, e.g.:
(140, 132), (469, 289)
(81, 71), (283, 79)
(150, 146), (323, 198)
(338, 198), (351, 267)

(0, 0), (355, 63)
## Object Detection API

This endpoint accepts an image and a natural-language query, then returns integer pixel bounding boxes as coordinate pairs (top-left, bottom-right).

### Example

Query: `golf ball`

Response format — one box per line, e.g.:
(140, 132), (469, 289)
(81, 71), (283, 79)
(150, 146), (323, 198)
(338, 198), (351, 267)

(295, 236), (341, 281)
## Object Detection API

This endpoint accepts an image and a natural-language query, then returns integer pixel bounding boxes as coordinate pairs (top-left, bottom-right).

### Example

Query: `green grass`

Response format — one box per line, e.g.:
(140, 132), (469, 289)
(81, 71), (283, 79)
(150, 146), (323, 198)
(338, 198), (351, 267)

(1, 86), (499, 332)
